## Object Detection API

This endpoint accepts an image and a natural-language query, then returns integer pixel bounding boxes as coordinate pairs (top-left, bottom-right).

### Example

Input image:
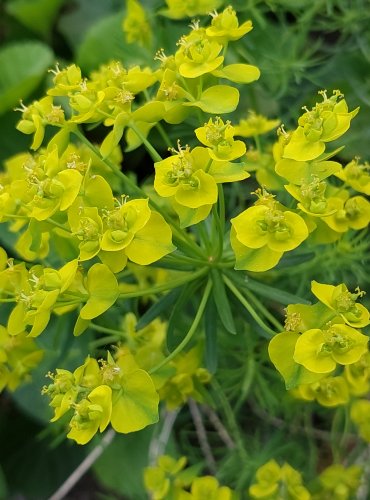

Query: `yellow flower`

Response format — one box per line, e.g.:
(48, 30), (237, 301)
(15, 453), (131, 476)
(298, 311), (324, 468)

(175, 29), (224, 79)
(249, 460), (310, 500)
(296, 376), (349, 407)
(67, 385), (112, 445)
(311, 281), (369, 328)
(195, 117), (246, 161)
(283, 90), (359, 161)
(351, 399), (370, 442)
(122, 0), (152, 48)
(234, 111), (280, 138)
(231, 196), (308, 271)
(293, 324), (369, 374)
(160, 0), (223, 20)
(206, 6), (253, 43)
(334, 158), (370, 195)
(323, 195), (370, 233)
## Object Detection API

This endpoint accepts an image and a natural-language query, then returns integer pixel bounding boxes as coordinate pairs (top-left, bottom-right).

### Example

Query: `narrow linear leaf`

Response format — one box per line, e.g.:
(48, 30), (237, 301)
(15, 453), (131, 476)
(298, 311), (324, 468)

(211, 270), (236, 334)
(204, 294), (218, 373)
(136, 287), (182, 331)
(166, 280), (203, 352)
(227, 272), (310, 305)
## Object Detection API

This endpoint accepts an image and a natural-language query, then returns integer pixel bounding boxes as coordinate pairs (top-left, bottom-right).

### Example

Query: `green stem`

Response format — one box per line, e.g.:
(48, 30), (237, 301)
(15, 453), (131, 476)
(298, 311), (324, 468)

(161, 254), (206, 267)
(223, 275), (277, 337)
(211, 380), (248, 464)
(196, 221), (211, 253)
(155, 122), (173, 149)
(243, 288), (284, 331)
(204, 158), (213, 173)
(89, 334), (121, 349)
(235, 353), (255, 412)
(253, 134), (262, 156)
(119, 267), (208, 298)
(212, 205), (224, 261)
(218, 184), (225, 237)
(46, 218), (72, 233)
(149, 278), (212, 373)
(128, 122), (162, 162)
(73, 129), (129, 186)
(55, 300), (82, 307)
(89, 323), (126, 337)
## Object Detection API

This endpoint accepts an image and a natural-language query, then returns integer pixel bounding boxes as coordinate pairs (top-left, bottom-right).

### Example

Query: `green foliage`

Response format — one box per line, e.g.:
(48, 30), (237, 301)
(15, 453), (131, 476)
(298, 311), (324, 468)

(0, 1), (369, 498)
(0, 42), (53, 114)
(6, 0), (65, 37)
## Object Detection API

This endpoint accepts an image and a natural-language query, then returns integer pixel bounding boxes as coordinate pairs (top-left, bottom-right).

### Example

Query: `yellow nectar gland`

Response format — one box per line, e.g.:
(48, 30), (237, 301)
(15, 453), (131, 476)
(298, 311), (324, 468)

(166, 142), (197, 187)
(300, 176), (327, 213)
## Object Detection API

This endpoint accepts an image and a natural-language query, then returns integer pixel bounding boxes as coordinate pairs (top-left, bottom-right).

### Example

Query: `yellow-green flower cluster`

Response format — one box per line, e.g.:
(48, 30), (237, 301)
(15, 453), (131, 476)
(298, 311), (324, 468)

(230, 190), (309, 271)
(249, 459), (310, 499)
(157, 345), (211, 410)
(0, 324), (43, 392)
(283, 90), (359, 162)
(144, 454), (233, 499)
(0, 143), (175, 272)
(334, 157), (370, 195)
(293, 353), (370, 408)
(274, 90), (369, 247)
(269, 280), (369, 392)
(122, 0), (152, 48)
(154, 135), (249, 227)
(249, 461), (362, 500)
(0, 252), (120, 337)
(311, 464), (362, 500)
(160, 0), (223, 20)
(234, 111), (280, 138)
(106, 313), (212, 410)
(42, 349), (159, 444)
(14, 6), (259, 162)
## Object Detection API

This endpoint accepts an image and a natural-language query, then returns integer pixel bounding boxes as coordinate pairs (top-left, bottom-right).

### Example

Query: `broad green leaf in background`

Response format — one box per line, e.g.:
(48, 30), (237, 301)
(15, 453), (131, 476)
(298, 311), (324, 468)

(57, 0), (120, 50)
(93, 428), (154, 498)
(0, 41), (53, 115)
(0, 465), (7, 500)
(0, 111), (29, 162)
(6, 0), (66, 37)
(77, 13), (150, 73)
(0, 405), (86, 500)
